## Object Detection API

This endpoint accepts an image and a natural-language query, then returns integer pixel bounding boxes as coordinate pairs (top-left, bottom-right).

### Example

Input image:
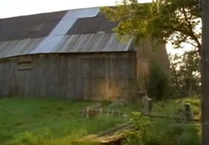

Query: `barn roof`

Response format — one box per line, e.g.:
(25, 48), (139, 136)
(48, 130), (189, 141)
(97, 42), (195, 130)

(0, 7), (135, 58)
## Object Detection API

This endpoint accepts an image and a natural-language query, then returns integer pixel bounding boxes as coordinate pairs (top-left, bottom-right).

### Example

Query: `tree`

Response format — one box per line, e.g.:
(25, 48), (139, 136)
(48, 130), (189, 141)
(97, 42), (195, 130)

(170, 52), (201, 97)
(101, 0), (201, 53)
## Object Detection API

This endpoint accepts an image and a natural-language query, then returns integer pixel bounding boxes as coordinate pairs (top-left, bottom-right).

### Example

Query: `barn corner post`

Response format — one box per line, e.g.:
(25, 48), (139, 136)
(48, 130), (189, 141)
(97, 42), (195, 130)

(201, 0), (209, 144)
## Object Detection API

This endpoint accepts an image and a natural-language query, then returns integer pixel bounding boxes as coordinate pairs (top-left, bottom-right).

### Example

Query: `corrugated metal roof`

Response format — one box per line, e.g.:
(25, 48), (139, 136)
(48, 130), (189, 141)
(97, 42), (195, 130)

(0, 38), (42, 58)
(30, 35), (65, 53)
(0, 33), (134, 58)
(0, 7), (136, 58)
(50, 33), (134, 53)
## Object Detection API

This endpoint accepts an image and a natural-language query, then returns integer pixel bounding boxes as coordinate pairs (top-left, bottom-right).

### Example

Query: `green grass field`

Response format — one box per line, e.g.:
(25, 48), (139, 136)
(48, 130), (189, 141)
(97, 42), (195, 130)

(0, 98), (126, 145)
(0, 96), (201, 145)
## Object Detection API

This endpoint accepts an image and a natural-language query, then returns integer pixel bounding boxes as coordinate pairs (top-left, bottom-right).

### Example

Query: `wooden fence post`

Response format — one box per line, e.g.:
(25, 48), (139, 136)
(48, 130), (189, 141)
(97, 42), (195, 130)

(107, 108), (110, 117)
(142, 95), (153, 115)
(86, 106), (90, 118)
(184, 103), (194, 121)
(100, 107), (103, 117)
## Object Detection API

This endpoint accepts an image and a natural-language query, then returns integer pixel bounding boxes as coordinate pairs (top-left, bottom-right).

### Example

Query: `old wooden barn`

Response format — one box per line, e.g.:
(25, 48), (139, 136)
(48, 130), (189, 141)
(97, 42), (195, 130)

(0, 7), (169, 100)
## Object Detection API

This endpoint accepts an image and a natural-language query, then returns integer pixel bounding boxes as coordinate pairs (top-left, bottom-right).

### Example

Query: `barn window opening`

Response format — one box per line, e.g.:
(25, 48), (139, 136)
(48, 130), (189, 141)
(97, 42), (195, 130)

(18, 59), (32, 71)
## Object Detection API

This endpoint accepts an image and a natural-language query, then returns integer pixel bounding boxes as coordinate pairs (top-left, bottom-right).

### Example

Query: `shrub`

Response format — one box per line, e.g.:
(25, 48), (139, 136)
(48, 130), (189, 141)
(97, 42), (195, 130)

(145, 63), (173, 101)
(123, 112), (201, 145)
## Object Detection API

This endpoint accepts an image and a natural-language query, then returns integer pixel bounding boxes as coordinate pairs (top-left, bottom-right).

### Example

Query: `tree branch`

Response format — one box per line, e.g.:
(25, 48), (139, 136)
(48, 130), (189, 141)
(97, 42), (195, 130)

(181, 7), (201, 53)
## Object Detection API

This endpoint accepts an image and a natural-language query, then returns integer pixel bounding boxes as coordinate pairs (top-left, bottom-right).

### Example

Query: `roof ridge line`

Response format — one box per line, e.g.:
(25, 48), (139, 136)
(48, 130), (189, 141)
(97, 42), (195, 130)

(0, 6), (115, 20)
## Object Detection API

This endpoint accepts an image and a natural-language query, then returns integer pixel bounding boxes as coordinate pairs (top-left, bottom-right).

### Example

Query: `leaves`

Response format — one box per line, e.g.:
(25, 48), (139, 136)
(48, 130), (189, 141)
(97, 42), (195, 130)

(144, 63), (172, 100)
(101, 0), (201, 52)
(170, 52), (201, 97)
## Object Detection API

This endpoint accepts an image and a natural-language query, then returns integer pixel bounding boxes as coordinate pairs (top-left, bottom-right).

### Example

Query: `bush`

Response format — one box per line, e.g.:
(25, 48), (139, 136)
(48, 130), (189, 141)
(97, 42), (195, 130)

(145, 63), (173, 101)
(123, 112), (201, 145)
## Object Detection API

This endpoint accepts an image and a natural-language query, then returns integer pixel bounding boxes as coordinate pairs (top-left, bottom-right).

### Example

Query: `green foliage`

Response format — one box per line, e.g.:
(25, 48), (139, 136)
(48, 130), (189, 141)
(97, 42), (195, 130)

(123, 112), (201, 145)
(101, 0), (201, 98)
(145, 63), (172, 101)
(101, 0), (202, 99)
(175, 96), (201, 119)
(6, 129), (92, 145)
(170, 52), (201, 97)
(101, 0), (201, 51)
(151, 96), (201, 119)
(181, 96), (201, 107)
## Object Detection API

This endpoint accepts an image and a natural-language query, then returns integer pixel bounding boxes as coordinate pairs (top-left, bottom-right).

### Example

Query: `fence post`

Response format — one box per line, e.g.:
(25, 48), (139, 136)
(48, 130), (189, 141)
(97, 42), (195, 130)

(100, 107), (103, 117)
(107, 108), (110, 117)
(142, 95), (153, 115)
(86, 106), (90, 118)
(184, 103), (194, 121)
(111, 109), (114, 116)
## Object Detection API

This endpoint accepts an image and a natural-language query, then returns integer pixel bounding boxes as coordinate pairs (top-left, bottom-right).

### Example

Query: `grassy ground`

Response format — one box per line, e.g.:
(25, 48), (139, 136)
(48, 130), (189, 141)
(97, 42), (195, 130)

(151, 96), (201, 120)
(0, 97), (126, 145)
(0, 96), (201, 145)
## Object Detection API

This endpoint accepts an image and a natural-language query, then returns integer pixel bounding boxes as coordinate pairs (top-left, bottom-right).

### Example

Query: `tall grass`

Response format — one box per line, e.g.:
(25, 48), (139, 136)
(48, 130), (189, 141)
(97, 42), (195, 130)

(151, 96), (201, 120)
(123, 112), (201, 145)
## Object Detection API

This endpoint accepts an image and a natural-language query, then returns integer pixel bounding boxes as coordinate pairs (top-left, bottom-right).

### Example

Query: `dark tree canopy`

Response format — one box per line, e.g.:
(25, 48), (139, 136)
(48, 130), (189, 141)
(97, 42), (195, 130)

(101, 0), (201, 53)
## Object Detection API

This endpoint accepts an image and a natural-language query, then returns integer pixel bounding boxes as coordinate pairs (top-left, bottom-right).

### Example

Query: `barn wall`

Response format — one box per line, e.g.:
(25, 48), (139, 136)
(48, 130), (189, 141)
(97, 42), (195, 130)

(135, 38), (170, 91)
(150, 43), (170, 73)
(0, 52), (136, 101)
(135, 39), (149, 91)
(141, 39), (170, 72)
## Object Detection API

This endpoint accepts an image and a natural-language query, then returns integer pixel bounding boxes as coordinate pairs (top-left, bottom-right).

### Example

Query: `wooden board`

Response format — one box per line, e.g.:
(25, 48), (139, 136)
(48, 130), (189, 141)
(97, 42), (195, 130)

(74, 123), (132, 144)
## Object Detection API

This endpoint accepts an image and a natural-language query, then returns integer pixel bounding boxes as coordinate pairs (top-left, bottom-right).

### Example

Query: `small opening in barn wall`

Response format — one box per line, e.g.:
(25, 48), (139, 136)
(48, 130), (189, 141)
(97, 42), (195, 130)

(18, 58), (33, 71)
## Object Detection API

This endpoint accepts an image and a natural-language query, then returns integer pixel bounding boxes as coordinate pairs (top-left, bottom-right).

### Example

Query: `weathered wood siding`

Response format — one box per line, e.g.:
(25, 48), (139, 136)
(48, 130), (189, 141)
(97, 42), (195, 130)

(136, 39), (170, 68)
(0, 52), (136, 100)
(136, 39), (150, 91)
(136, 38), (170, 91)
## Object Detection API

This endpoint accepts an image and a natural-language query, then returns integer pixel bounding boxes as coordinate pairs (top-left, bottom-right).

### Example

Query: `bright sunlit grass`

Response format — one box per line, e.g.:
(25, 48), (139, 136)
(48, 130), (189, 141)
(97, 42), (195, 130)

(0, 97), (125, 145)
